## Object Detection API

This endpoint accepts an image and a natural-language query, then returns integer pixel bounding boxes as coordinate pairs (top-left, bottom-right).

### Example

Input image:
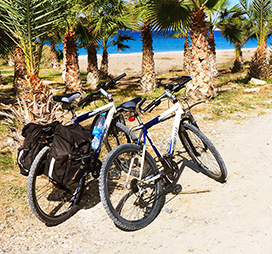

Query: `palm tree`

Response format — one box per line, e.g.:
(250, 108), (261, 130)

(206, 0), (232, 77)
(170, 29), (190, 71)
(0, 0), (66, 99)
(0, 0), (66, 124)
(86, 0), (135, 79)
(184, 0), (219, 100)
(99, 32), (135, 78)
(47, 30), (63, 70)
(218, 7), (252, 73)
(86, 42), (99, 88)
(71, 14), (100, 89)
(59, 0), (86, 94)
(240, 0), (272, 79)
(149, 0), (218, 99)
(13, 44), (27, 93)
(63, 27), (83, 94)
(134, 0), (188, 93)
(131, 0), (156, 93)
(75, 0), (134, 89)
(50, 44), (61, 69)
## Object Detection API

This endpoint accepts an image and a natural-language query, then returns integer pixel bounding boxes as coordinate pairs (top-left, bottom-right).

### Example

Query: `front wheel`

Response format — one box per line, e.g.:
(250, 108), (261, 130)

(104, 121), (137, 151)
(99, 144), (163, 231)
(27, 147), (85, 226)
(179, 122), (227, 183)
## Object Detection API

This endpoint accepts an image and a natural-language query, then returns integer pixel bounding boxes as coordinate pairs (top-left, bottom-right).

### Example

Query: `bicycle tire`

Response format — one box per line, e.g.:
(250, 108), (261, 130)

(27, 147), (85, 226)
(179, 122), (227, 183)
(104, 121), (137, 151)
(99, 143), (163, 231)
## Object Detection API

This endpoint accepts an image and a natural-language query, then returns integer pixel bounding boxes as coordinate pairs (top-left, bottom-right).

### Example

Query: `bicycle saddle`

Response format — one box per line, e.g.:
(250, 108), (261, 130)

(53, 92), (81, 103)
(116, 97), (142, 112)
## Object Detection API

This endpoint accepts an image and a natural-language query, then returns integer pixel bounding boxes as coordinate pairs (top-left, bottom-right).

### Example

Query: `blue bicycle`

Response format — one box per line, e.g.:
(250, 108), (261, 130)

(99, 76), (227, 231)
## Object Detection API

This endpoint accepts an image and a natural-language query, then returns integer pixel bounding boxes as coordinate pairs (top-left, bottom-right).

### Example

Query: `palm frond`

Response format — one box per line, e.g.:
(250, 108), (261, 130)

(0, 0), (67, 75)
(240, 0), (272, 45)
(148, 0), (192, 34)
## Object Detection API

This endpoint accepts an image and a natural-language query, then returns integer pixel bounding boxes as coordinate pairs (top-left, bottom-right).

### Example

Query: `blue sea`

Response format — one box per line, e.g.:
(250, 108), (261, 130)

(77, 30), (272, 56)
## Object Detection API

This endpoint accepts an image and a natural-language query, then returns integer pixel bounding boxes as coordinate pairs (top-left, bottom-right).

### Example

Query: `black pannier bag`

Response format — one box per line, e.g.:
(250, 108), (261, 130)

(17, 121), (60, 176)
(44, 124), (93, 185)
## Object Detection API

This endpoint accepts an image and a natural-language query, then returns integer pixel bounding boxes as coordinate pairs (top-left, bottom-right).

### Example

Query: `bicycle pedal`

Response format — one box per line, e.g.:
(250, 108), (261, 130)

(170, 184), (182, 195)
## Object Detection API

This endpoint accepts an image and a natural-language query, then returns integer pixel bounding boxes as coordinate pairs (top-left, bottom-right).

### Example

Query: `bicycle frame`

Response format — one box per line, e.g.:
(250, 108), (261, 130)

(69, 98), (117, 160)
(131, 101), (184, 182)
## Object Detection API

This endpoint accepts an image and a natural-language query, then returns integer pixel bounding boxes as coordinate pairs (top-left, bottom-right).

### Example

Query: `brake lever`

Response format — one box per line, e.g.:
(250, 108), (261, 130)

(138, 98), (146, 114)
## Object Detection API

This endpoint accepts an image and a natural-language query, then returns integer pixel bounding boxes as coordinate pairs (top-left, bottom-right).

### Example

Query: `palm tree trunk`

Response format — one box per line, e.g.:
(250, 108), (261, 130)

(12, 43), (51, 123)
(50, 44), (61, 69)
(0, 71), (3, 85)
(63, 29), (83, 94)
(13, 44), (27, 94)
(208, 29), (218, 77)
(8, 55), (14, 66)
(87, 43), (99, 89)
(231, 43), (243, 73)
(186, 8), (215, 100)
(248, 44), (269, 79)
(183, 34), (190, 71)
(141, 23), (156, 93)
(100, 46), (109, 79)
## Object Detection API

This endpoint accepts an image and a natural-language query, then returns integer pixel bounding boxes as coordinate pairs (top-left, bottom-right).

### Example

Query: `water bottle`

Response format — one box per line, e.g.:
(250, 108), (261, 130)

(91, 113), (105, 150)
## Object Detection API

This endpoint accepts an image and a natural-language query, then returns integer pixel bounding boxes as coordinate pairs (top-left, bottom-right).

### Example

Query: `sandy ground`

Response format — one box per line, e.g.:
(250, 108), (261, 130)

(78, 48), (256, 77)
(1, 108), (272, 253)
(2, 48), (272, 253)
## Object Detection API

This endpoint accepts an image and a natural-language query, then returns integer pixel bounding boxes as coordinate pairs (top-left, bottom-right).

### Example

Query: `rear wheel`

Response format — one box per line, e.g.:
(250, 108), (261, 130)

(99, 144), (163, 231)
(179, 122), (227, 183)
(27, 147), (84, 226)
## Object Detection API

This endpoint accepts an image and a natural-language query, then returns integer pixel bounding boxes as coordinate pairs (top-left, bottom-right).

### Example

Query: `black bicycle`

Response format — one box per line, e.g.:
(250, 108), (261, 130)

(27, 73), (138, 226)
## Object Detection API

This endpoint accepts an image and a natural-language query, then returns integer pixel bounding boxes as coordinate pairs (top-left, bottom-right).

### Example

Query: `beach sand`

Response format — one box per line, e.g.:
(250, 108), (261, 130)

(78, 48), (256, 77)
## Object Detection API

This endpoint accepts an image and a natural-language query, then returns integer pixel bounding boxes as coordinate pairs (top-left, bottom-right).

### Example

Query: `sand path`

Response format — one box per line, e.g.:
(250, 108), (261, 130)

(2, 109), (272, 254)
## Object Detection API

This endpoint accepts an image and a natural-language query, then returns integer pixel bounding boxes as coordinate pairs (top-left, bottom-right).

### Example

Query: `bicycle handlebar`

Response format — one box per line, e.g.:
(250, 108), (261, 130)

(168, 76), (192, 92)
(77, 91), (100, 107)
(78, 73), (127, 108)
(138, 94), (164, 114)
(107, 73), (126, 87)
(138, 76), (192, 114)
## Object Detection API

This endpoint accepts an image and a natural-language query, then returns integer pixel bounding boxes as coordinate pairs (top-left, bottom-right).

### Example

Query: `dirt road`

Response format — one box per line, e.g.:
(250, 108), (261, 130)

(2, 109), (272, 254)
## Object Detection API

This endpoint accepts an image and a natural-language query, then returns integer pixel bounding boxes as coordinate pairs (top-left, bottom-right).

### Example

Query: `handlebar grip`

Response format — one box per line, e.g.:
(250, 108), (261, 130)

(96, 82), (106, 89)
(113, 73), (126, 82)
(106, 73), (127, 89)
(171, 76), (192, 92)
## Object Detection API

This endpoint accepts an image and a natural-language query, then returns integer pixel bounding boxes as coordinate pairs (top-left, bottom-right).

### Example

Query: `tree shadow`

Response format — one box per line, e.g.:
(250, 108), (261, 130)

(45, 177), (102, 227)
(160, 151), (212, 200)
